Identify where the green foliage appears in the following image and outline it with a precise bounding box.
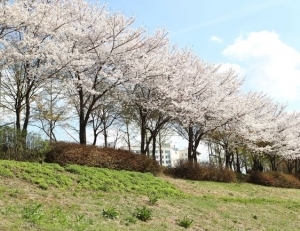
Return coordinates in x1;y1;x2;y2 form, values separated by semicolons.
0;160;72;190
177;215;193;229
134;206;152;221
102;207;118;219
45;142;161;174
0;167;13;177
0;160;184;197
148;191;159;205
165;161;237;183
22;202;44;224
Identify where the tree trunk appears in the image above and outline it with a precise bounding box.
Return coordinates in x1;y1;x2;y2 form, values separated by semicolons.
92;131;98;146
270;156;276;171
79;118;86;144
236;148;241;173
225;150;231;169
286;160;293;174
104;128;108;147
152;134;156;160
193;133;202;163
78;88;86;144
159;131;162;165
22;90;31;138
187;126;193;162
15;106;21;131
140;109;147;155
252;156;262;171
126;119;131;151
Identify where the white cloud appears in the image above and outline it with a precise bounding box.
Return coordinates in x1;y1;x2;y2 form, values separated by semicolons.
222;31;300;103
210;35;223;43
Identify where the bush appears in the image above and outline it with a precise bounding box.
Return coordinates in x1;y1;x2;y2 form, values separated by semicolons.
246;171;276;186
134;206;152;222
247;171;300;189
164;161;236;183
45;142;161;175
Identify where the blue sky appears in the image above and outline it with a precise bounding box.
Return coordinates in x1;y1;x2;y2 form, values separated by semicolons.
103;0;300;111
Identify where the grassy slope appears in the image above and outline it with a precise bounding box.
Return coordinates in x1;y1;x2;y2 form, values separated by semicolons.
0;160;300;231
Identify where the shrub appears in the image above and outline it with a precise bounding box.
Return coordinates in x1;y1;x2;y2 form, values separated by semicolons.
134;206;152;221
247;171;276;187
247;171;300;189
45;142;161;174
177;215;193;229
164;160;236;183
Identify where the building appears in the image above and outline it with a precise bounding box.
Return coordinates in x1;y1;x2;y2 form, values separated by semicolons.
177;149;201;162
178;149;188;161
127;145;190;167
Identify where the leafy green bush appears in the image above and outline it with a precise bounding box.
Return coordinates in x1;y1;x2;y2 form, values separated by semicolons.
102;207;118;219
45;142;161;174
177;215;193;229
134;206;152;221
164;161;236;183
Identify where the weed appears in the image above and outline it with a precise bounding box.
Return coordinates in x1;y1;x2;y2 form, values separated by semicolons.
8;189;24;198
73;214;90;231
51;207;70;225
0;167;13;177
148;192;159;205
124;216;137;226
102;207;118;219
22;202;44;224
134;206;152;221
75;214;85;222
177;215;193;229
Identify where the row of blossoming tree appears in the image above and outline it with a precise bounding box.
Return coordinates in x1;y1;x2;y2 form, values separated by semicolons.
1;0;300;172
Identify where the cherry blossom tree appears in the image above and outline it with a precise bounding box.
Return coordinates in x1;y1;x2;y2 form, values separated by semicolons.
65;6;146;144
119;30;176;157
0;0;92;137
167;50;244;163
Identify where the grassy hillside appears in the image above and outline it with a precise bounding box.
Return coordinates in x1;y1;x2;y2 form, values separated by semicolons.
0;160;300;230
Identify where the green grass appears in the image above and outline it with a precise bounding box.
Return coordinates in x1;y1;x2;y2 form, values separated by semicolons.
0;160;182;197
1;160;300;230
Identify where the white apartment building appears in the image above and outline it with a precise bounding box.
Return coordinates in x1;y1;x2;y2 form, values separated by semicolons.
127;145;190;167
177;149;201;162
177;149;188;161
